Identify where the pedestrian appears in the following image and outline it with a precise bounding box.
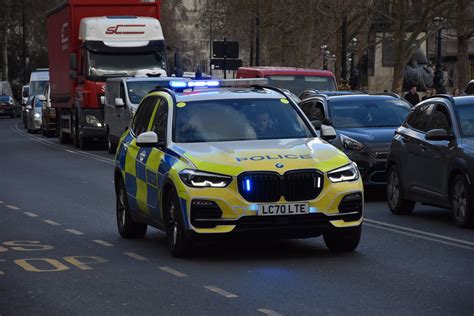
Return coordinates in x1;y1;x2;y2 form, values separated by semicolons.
404;85;420;106
422;88;436;101
452;87;461;96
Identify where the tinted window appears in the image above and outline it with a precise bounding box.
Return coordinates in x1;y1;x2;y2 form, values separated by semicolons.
300;100;325;122
455;103;474;137
132;96;157;136
427;105;451;133
407;104;434;132
267;75;336;96
151;99;168;142
174;99;313;143
328;98;411;128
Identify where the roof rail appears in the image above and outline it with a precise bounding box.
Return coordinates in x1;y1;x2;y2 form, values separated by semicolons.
373;92;401;98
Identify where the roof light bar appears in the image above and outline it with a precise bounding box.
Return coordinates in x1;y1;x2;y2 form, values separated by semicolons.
168;78;269;90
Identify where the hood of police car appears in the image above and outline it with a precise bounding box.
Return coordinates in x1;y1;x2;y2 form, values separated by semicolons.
169;138;350;176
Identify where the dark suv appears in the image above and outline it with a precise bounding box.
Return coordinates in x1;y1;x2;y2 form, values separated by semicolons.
299;92;412;186
386;95;474;227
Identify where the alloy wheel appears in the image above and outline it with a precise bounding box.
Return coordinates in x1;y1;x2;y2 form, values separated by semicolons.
388;170;400;209
453;181;467;222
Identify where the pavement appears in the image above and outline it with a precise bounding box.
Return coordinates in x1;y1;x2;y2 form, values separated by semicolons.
0;117;473;315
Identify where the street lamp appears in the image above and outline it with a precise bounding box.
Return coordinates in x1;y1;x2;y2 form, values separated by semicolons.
349;37;358;89
432;16;446;93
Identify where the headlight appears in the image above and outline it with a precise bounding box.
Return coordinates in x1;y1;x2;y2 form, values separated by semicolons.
85;115;103;127
327;162;360;183
34;113;41;119
340;134;365;151
179;169;232;188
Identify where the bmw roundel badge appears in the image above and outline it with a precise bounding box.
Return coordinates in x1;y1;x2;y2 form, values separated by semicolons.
276;163;284;168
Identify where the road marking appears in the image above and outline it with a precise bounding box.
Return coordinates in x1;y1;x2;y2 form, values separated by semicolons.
123;252;148;261
65;229;84;235
23;212;38;217
257;309;283;316
43;220;60;226
364;223;474;251
92;240;113;247
365;219;474;246
0;200;4;204
158;266;188;278
6;205;20;210
203;285;238;298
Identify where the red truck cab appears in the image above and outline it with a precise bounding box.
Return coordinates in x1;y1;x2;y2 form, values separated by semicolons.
236;67;337;97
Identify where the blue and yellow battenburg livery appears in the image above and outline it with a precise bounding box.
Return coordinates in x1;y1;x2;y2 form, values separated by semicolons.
114;79;364;256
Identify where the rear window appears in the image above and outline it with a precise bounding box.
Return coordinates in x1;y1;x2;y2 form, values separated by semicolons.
267;75;336;96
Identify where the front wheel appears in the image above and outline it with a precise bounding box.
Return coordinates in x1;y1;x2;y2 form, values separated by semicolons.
323;225;361;252
386;165;415;215
165;188;192;257
451;175;474;228
116;178;147;238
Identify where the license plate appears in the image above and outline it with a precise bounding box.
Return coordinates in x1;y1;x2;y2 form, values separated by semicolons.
258;203;309;216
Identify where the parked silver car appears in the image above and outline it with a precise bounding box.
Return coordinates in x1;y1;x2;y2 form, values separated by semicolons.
26;95;45;133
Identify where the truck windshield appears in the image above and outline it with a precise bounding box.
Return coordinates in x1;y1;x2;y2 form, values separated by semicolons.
87;51;166;81
29;81;48;97
173;98;314;143
267;75;336;96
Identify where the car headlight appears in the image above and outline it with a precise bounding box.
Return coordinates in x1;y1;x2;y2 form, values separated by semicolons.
328;162;360;183
340;134;365;151
85;115;103;127
179;169;232;188
34;113;41;119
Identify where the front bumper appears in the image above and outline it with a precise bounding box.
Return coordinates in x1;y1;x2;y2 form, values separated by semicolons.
345;152;388;186
79;126;107;140
178;175;364;236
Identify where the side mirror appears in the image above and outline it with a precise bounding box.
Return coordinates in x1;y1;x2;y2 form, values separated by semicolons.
26;105;32;111
136;131;158;147
320;124;337;141
115;98;125;107
69;53;77;70
425;129;455;141
100;96;106;105
38;95;46;102
69;70;77;80
311;120;322;130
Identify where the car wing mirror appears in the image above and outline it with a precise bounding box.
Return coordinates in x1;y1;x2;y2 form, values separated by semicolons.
320;124;337;141
100;96;106;105
26;105;32;110
136;131;158;147
115;98;125;108
425;129;455;141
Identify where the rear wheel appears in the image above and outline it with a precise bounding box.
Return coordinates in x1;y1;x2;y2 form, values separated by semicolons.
165;187;192;257
323;225;361;252
116;178;147;238
386;165;415;215
451;175;474;228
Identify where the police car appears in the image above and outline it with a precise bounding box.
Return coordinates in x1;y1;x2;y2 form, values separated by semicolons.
114;79;363;256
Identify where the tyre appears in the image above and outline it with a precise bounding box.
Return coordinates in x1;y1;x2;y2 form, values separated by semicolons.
165;187;192;257
323;225;361;252
72;115;80;148
386;165;415;215
107;131;116;154
450;174;474;228
116;178;147;238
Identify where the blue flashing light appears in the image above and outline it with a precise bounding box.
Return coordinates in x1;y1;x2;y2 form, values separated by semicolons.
169;80;220;90
245;179;252;192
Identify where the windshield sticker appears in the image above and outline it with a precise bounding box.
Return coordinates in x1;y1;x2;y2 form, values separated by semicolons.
280;98;289;104
176;102;187;108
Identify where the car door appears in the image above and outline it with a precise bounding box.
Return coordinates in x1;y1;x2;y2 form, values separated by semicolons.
400;103;435;194
419;103;455;198
125;96;158;213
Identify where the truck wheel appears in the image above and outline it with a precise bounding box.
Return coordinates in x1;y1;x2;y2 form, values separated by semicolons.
451;175;474;228
116;178;147;238
165;187;192;257
386;165;415;215
323;225;361;252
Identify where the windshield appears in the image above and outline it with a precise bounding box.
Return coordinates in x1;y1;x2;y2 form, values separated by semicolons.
174;98;314;143
455;103;474;137
267;75;336;96
328;99;411;128
87;51;167;80
128;81;175;104
29;81;47;96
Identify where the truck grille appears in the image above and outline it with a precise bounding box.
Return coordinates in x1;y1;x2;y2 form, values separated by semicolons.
238;170;324;203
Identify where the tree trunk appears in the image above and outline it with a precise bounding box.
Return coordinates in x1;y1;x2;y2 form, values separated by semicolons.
456;0;469;89
391;0;406;94
0;0;10;81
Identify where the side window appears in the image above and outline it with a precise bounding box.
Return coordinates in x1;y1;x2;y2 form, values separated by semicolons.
427;105;452;133
407;104;434;132
132;96;158;136
151;98;169;142
300;100;325;122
